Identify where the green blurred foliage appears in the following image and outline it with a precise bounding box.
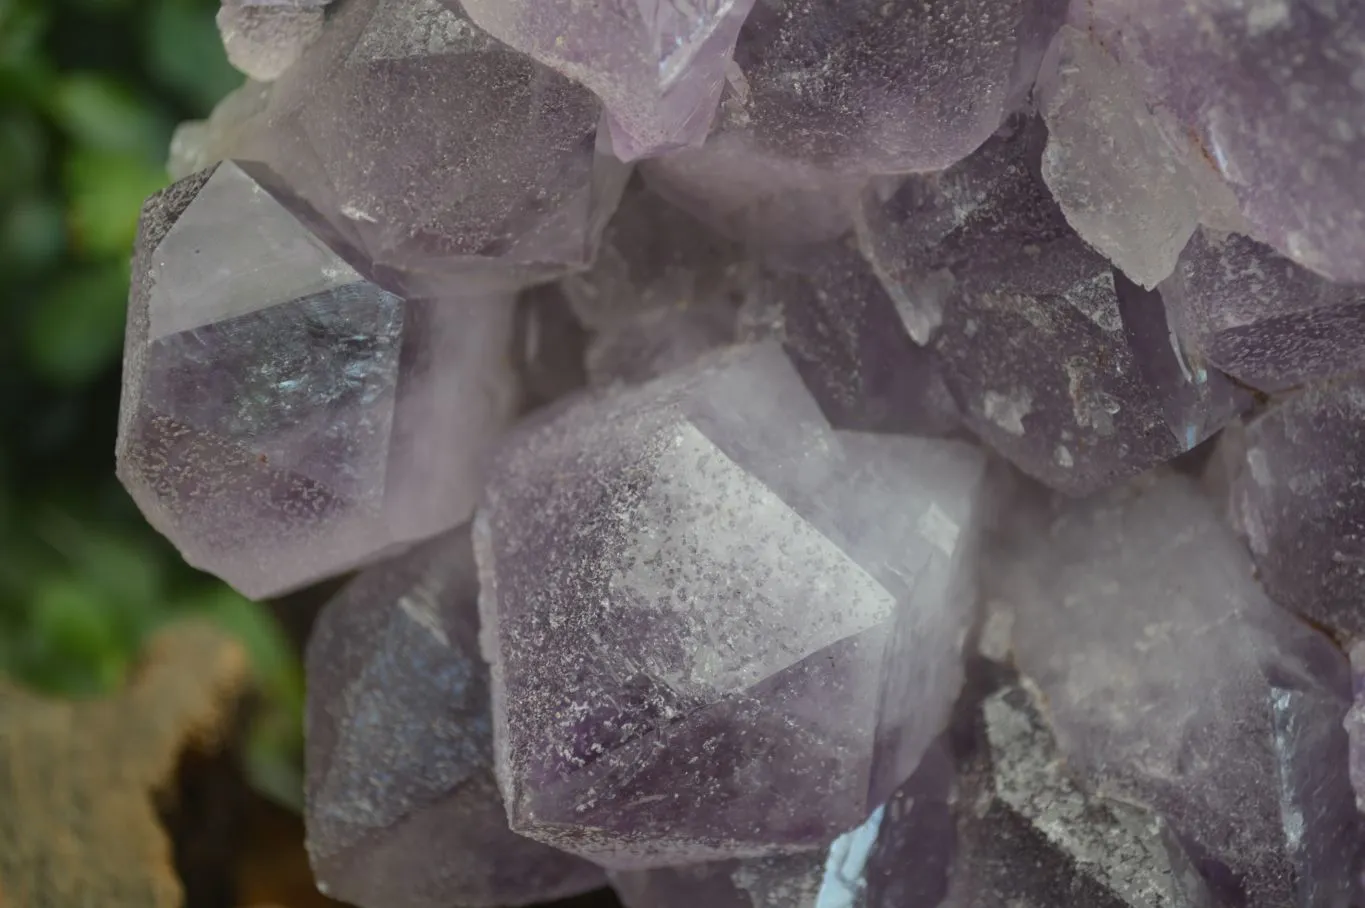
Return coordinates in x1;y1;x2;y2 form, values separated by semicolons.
0;0;304;808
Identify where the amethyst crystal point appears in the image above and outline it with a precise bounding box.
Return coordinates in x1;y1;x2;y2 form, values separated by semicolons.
217;0;330;82
860;117;1241;494
117;162;517;599
738;239;959;437
242;0;630;297
454;0;756;162
304;526;606;908
1162;229;1365;392
1230;378;1365;641
1002;474;1362;907
1079;0;1365;284
476;342;987;868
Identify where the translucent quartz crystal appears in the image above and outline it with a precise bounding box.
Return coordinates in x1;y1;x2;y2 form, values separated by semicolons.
1001;474;1362;907
476;342;987;868
234;0;630;298
168;79;271;180
739;240;959;437
860;117;1243;495
1162;229;1365;392
217;0;330;82
1076;0;1365;284
117;163;517;599
454;0;756;162
1035;25;1244;289
1231;379;1365;641
305;527;605;908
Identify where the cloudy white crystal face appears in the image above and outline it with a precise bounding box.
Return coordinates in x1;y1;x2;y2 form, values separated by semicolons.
117;162;517;599
475;342;987;868
305;527;605;908
998;474;1362;907
217;0;330;82
232;0;630;298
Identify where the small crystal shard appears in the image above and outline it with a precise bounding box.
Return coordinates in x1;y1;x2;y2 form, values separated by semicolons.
305;526;605;908
454;0;757;161
217;0;330;82
739;239;959;437
476;342;987;867
999;473;1363;907
1230;378;1365;641
1162;229;1365;392
168;79;271;181
237;0;630;296
861;117;1243;494
117;163;517;598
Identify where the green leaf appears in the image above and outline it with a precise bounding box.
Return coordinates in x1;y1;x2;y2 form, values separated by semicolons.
0;108;49;200
23;260;131;386
63;146;167;257
26;575;127;696
51;72;172;162
145;0;242;115
0;194;64;274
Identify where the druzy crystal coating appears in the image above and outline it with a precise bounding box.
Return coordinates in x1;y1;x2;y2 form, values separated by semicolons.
122;0;1365;904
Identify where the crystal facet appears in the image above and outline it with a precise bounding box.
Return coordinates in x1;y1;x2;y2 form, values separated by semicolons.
1000;474;1363;907
217;0;330;82
305;526;606;908
118;163;517;599
476;342;987;867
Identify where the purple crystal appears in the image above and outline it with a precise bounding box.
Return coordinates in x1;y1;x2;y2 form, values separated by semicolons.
738;239;959;437
304;526;605;908
476;342;987;867
1000;473;1363;907
117;163;517;599
1347;644;1365;815
1162;229;1365;392
610;853;824;908
454;0;756;161
1075;0;1365;284
1230;378;1365;641
235;0;630;297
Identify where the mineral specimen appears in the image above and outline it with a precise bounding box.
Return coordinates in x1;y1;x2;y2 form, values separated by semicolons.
1000;473;1362;907
454;0;756;162
217;0;330;82
476;342;987;867
860;116;1243;494
1231;378;1365;641
304;526;605;908
117;162;517;599
235;0;630;297
1162;229;1365;392
609;852;825;908
1348;644;1365;813
167;79;271;181
1072;0;1365;284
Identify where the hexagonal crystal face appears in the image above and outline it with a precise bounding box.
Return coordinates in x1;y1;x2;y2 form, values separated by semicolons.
118;161;516;599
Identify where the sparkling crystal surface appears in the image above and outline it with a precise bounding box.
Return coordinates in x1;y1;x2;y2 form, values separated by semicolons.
117;163;517;599
1077;0;1365;283
455;0;757;161
1001;474;1362;907
1230;378;1365;641
1162;229;1365;392
218;0;329;81
861;118;1243;494
237;0;630;297
305;526;606;908
476;342;987;867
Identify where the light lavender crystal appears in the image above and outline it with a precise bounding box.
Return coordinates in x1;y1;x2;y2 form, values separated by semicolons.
454;0;756;161
218;0;330;82
1074;0;1365;284
235;0;630;297
861;117;1243;494
475;342;987;868
1230;378;1365;641
304;526;606;908
1162;229;1365;392
1000;473;1362;907
117;163;517;599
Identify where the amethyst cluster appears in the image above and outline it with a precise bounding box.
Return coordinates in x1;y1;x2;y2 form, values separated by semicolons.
117;0;1365;905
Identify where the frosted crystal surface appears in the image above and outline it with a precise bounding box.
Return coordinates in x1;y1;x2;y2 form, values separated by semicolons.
118;163;517;599
1001;474;1362;907
305;527;606;908
168;79;271;180
1162;229;1365;392
218;0;330;81
476;342;987;868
